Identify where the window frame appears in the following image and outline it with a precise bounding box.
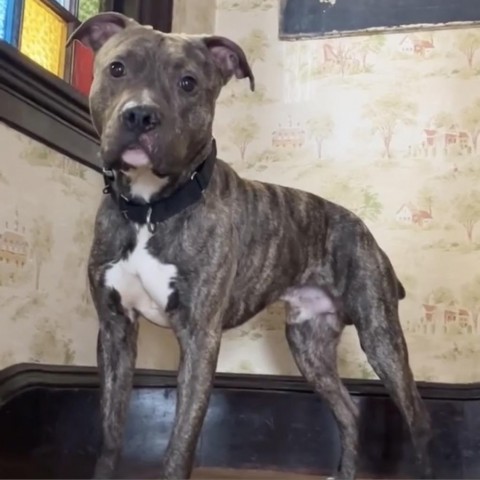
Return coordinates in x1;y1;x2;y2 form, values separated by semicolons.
0;0;173;171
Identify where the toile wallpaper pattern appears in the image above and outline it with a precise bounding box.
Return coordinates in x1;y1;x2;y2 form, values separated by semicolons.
211;0;480;383
0;123;181;371
1;0;480;382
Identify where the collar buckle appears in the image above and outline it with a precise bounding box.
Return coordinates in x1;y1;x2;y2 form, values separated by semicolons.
146;207;157;233
191;170;205;194
102;168;115;195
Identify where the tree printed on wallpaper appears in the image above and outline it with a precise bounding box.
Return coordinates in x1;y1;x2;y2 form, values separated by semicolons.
461;100;480;153
427;286;455;305
453;191;480;243
218;84;273;107
365;93;417;158
319;177;384;223
21;143;86;179
356;35;386;71
357;189;383;222
431;111;455;131
30;217;53;291
240;29;269;67
461;276;480;327
307;114;334;161
229;114;260;161
455;31;480;69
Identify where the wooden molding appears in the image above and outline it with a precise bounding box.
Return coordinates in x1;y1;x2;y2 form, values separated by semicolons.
0;363;478;479
0;42;101;171
1;362;479;402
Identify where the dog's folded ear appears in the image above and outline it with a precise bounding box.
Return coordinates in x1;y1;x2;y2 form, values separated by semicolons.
66;12;136;53
203;36;255;92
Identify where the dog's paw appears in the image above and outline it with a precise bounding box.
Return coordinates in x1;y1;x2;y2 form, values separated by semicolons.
92;456;115;479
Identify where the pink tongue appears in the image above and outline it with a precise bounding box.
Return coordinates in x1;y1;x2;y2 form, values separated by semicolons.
122;149;150;167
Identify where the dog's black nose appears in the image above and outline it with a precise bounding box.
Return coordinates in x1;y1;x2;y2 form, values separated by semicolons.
122;105;160;133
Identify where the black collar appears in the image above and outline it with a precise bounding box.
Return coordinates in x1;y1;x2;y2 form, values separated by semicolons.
102;140;217;232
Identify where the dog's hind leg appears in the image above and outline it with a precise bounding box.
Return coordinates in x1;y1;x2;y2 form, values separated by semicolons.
284;287;359;480
345;274;433;478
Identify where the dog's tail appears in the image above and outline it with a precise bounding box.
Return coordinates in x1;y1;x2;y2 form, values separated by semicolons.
397;279;406;300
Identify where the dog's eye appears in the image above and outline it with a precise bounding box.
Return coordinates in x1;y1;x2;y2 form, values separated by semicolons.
179;76;197;93
109;61;125;78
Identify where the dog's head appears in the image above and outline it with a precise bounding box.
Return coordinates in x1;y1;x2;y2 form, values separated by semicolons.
68;12;254;177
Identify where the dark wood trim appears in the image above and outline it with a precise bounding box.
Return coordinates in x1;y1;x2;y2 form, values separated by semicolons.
0;41;101;171
111;0;174;31
1;362;480;404
138;0;174;32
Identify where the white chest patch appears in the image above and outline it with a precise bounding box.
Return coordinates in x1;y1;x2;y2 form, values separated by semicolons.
104;227;177;328
122;167;169;202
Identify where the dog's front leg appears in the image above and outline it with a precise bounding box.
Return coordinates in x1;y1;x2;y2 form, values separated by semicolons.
93;290;139;479
160;309;224;479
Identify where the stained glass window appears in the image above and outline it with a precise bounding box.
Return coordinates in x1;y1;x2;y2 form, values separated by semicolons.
20;0;68;77
79;0;100;22
0;0;100;95
0;0;11;42
0;0;21;46
71;39;94;96
54;0;73;12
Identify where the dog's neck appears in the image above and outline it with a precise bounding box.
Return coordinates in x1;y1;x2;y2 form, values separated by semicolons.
115;167;168;204
102;139;217;229
111;140;214;204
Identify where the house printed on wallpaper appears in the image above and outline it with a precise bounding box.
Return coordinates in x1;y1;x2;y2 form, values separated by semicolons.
418;303;478;336
0;224;29;286
0;212;28;270
0;231;28;268
398;35;435;56
395;203;433;227
272;118;306;148
423;126;471;156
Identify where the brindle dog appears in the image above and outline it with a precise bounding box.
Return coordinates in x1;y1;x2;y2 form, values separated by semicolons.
68;12;433;480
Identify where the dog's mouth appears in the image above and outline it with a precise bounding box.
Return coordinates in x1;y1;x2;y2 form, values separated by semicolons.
119;145;170;179
121;145;151;168
120;133;158;169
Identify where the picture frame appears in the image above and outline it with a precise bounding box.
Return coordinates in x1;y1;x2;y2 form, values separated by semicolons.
279;0;480;40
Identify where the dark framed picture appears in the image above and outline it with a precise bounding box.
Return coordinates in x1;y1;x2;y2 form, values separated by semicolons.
279;0;480;39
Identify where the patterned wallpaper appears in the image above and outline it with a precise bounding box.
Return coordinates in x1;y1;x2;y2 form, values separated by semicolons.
0;123;180;371
171;0;215;34
1;0;480;383
211;0;480;382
